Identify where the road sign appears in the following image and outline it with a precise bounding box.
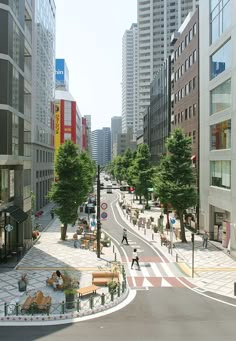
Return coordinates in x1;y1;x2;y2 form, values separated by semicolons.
100;202;108;210
101;212;108;220
5;224;13;232
170;218;176;225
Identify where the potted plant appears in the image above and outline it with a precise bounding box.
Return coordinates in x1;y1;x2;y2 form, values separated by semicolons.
107;280;119;293
18;273;28;292
153;225;158;233
63;273;79;310
150;216;154;222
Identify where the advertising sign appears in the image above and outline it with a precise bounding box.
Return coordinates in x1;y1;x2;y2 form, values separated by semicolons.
55;103;61;157
55;59;65;85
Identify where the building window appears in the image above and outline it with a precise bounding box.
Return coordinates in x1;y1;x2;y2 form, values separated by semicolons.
210;160;231;189
210;78;231;115
185;34;188;47
210;39;231;79
189;29;193;41
210;120;231;150
210;0;231;44
64;101;72;125
189;80;192;92
185;59;189;71
181;111;184;122
193;130;196;143
181;41;185;52
189;106;192;119
193;23;197;36
193;49;197;63
181;64;184;76
64;133;71;140
193;76;197;89
185;83;189;96
181;88;184;98
189;54;193;67
193;103;197;116
185;108;188;120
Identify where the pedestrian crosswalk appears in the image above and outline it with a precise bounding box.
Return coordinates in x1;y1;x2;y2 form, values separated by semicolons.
125;262;195;289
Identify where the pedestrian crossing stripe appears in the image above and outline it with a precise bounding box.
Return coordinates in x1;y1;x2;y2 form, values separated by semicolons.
127;276;192;288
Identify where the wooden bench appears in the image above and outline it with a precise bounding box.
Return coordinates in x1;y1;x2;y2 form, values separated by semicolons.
92;272;120;286
89;241;104;253
160;234;175;248
21;291;52;313
76;285;99;298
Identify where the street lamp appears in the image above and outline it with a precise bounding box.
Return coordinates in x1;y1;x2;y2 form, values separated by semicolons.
4;212;10;262
96;165;101;258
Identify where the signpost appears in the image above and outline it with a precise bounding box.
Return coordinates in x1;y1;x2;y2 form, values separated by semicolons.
170;218;176;255
100;202;108;210
101;212;108;220
5;224;13;232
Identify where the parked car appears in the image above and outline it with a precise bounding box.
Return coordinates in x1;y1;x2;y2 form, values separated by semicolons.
85;203;95;214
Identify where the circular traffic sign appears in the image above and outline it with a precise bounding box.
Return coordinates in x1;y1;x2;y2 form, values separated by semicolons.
101;211;108;220
170;218;176;225
100;202;108;210
5;224;13;232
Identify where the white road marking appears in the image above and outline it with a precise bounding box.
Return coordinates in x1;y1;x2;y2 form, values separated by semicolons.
150;263;163;277
159;262;174;277
161;278;172;287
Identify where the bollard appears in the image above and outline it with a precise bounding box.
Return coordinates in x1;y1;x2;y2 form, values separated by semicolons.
234;282;236;296
90;296;94;309
16;303;19;316
4;302;7;316
110;291;114;302
152;233;154;240
144;229;146;235
122;281;125;293
101;293;105;305
117;285;120;297
46;303;50;316
61;301;65;314
77;299;80;311
176;254;178;262
114;252;117;261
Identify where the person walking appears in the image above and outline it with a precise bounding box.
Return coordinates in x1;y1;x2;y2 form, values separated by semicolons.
131;248;140;270
121;228;129;245
50;209;54;219
202;231;209;249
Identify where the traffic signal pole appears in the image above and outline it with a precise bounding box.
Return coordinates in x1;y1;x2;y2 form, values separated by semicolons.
96;165;101;258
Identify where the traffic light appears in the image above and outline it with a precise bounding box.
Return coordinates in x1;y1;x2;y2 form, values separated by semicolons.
119;186;135;192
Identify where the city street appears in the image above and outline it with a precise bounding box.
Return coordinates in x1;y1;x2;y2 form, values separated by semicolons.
1;288;236;341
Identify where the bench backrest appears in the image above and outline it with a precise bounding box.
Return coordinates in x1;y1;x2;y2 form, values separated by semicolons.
92;272;119;278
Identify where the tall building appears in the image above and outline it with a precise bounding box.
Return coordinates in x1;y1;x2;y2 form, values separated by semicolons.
0;0;32;261
137;0;199;130
113;128;137;158
122;23;138;134
199;0;235;256
111;116;122;159
84;115;92;156
91;128;111;166
31;0;56;211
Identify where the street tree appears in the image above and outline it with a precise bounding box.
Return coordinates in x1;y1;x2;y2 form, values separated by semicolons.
154;129;197;242
49;140;94;240
129;144;154;206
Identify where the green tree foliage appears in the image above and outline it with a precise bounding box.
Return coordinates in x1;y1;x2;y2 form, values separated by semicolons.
154;129;197;242
49;140;94;240
129;144;154;205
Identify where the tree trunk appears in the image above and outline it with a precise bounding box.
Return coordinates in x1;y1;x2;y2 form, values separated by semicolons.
61;223;68;240
139;196;142;204
179;210;187;243
166;210;170;230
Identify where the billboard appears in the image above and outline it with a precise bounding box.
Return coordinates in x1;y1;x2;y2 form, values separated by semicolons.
55;103;61;157
55;59;69;90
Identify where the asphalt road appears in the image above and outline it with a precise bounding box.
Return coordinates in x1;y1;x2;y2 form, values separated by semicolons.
1;288;236;341
1;187;236;340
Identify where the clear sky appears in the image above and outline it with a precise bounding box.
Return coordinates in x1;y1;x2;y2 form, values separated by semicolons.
55;0;137;131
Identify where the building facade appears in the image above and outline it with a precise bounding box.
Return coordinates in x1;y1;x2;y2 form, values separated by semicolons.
0;0;32;262
172;10;199;167
122;23;138;135
91;128;111;166
137;0;199;131
31;0;55;211
55;91;82;157
199;0;235;256
144;56;172;164
84;115;92;156
111;116;122;159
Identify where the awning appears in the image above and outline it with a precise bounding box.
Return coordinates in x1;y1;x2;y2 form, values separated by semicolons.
191;155;196;160
5;206;28;223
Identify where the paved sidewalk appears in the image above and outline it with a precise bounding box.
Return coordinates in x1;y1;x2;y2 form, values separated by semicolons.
0;208;123;322
120;192;236;299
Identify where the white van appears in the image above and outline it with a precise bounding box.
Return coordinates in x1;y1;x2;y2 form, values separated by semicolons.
107;184;112;193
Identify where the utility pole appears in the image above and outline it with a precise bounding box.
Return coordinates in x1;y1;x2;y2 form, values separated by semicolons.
96;165;101;258
191;233;194;278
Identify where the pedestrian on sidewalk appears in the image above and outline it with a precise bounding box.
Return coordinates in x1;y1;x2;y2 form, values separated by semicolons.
202;231;209;248
121;228;129;245
131;248;140;270
50;208;54;219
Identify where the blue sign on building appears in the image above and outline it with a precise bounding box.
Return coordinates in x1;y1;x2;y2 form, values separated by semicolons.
55;59;65;85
